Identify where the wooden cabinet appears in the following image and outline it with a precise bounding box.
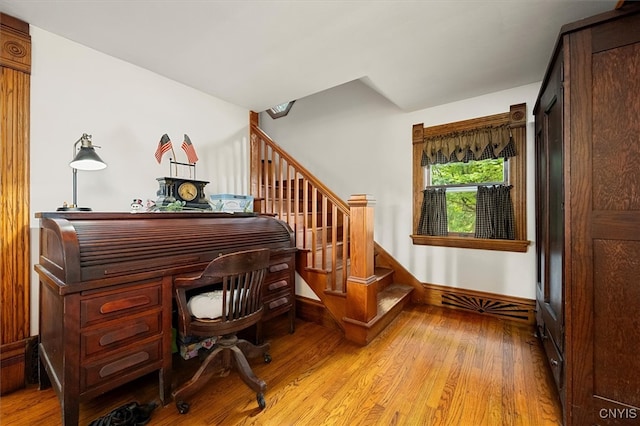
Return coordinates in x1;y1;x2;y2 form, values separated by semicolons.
36;212;296;425
534;5;640;425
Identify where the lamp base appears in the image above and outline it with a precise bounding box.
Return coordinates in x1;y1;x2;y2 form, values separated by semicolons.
57;206;92;212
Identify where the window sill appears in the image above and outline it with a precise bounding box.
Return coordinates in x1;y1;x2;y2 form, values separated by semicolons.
410;234;530;252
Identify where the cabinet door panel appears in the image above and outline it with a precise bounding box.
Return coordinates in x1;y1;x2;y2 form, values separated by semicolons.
593;240;640;408
570;12;640;424
546;88;564;352
536;49;565;357
586;31;640;417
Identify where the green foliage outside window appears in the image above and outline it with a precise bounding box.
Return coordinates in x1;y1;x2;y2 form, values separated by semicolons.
429;159;506;234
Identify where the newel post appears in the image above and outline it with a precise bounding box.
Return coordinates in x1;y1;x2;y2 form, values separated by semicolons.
249;111;260;197
345;194;378;323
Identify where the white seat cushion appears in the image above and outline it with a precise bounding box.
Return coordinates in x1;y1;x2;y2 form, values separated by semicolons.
187;289;245;319
187;290;225;319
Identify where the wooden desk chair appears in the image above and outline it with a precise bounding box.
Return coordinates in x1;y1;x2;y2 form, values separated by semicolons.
172;248;272;413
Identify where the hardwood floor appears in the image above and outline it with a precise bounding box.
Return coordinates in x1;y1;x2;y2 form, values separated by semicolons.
0;304;562;425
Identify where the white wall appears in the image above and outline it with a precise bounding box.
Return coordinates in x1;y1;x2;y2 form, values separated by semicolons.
260;79;540;301
29;27;250;334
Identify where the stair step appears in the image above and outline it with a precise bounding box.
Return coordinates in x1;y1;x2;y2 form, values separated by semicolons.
377;283;413;315
375;266;394;290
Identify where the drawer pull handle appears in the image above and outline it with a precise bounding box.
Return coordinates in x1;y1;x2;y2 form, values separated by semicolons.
550;358;559;367
268;280;288;291
99;351;150;378
99;323;151;346
100;295;151;314
268;297;289;309
269;263;289;273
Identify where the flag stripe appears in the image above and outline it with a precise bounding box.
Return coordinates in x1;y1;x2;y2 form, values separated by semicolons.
155;134;173;163
181;134;198;163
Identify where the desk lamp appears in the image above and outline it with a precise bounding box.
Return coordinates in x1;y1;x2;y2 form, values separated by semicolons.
57;133;107;211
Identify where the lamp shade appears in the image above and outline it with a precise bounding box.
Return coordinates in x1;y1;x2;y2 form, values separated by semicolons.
69;147;107;170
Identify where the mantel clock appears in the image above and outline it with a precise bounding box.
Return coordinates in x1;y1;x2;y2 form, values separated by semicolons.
156;177;211;210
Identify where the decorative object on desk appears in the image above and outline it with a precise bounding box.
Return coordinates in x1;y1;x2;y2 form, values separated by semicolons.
145;199;156;211
177;180;197;201
130;198;143;213
163;200;185;211
57;133;107;211
154;133;173;164
156;177;211;210
181;134;198;164
154;133;210;209
210;194;254;213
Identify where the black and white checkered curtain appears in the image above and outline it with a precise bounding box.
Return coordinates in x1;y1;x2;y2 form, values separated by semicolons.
418;188;448;236
474;185;515;239
421;124;516;166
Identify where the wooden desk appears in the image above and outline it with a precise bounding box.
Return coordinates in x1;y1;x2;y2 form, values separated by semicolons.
35;212;296;426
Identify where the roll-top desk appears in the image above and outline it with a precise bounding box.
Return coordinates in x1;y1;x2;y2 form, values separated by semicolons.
35;212;296;426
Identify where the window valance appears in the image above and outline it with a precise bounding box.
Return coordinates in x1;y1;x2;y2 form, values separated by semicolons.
421;124;515;166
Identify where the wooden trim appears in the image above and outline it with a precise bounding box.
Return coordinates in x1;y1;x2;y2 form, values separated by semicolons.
413;103;526;143
298;284;535;327
419;283;536;326
0;340;27;395
412;103;528;250
1;13;31;395
0;13;31;73
411;235;530;252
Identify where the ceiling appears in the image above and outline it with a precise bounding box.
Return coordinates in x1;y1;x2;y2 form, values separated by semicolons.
0;1;619;113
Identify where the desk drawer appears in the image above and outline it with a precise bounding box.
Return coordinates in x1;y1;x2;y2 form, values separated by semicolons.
81;281;162;327
263;278;290;298
81;311;162;358
263;294;292;317
81;338;162;391
268;257;292;274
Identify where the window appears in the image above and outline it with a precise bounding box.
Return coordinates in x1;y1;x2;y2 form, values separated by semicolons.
411;103;529;252
266;101;295;119
429;158;507;234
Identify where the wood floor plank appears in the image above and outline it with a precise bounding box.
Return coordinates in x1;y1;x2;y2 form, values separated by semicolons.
0;304;562;425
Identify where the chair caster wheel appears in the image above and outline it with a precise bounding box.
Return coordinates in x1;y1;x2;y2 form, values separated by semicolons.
176;401;190;414
264;353;272;363
257;392;266;409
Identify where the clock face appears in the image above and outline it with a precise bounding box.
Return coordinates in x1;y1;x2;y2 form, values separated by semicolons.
177;182;198;201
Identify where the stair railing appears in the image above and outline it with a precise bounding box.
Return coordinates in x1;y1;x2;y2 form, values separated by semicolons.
250;116;350;294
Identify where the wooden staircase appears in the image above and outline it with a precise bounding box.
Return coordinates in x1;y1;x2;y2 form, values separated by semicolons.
249;112;414;345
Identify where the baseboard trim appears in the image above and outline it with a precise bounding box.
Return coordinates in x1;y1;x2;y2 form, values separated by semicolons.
1;340;26;395
296;285;536;328
419;283;536;325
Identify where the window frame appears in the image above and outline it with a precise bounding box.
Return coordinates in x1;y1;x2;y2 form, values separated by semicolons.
411;103;530;252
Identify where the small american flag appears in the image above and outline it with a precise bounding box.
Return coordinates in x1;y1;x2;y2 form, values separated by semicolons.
181;134;199;164
155;134;172;163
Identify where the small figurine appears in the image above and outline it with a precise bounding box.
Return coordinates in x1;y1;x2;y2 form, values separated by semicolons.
146;199;157;212
130;198;143;213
